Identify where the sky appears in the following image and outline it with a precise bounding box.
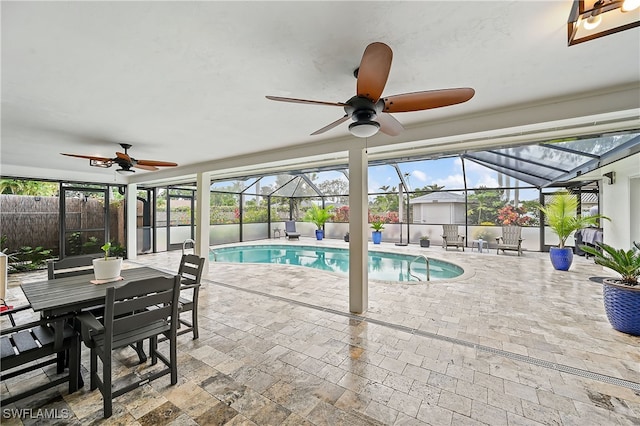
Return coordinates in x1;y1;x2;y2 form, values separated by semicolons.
212;156;540;203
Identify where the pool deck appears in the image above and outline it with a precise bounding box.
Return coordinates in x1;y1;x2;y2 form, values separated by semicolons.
2;238;639;425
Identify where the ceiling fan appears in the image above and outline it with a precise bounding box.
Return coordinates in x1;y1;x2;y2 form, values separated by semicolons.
266;42;475;138
61;143;178;174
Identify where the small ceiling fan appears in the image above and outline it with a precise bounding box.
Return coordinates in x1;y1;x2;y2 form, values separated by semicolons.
61;143;178;174
266;42;475;138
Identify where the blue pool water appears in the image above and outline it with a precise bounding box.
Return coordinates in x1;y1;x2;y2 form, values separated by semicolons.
210;244;463;282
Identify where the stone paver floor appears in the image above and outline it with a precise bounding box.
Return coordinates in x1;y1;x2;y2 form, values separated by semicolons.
1;238;639;425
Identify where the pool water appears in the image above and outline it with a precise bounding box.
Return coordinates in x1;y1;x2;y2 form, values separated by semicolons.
210;244;463;282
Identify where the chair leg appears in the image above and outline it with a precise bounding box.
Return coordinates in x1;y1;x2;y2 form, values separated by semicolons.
133;341;147;364
103;355;112;418
56;352;65;374
150;336;158;365
68;335;81;393
191;307;199;340
170;332;177;385
90;348;98;391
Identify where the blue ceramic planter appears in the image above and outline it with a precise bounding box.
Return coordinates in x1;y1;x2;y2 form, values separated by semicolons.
372;231;382;244
315;229;324;240
549;247;573;271
603;279;640;336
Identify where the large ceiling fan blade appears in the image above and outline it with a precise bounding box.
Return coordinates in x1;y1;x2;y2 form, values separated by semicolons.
135;159;178;167
311;115;350;135
266;96;347;107
382;88;475;113
377;113;404;136
61;153;113;162
133;164;159;171
356;42;393;102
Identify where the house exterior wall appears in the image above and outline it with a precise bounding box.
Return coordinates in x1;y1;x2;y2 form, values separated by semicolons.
601;153;640;249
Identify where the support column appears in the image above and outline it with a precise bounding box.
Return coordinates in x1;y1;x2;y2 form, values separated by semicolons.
349;146;368;314
126;183;137;261
196;172;211;274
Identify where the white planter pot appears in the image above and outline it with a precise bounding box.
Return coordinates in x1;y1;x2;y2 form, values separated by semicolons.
92;257;122;281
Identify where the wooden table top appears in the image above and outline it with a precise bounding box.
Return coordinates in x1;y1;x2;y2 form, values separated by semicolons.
21;266;174;317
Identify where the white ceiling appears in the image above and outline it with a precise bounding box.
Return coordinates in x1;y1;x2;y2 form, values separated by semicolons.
2;1;639;186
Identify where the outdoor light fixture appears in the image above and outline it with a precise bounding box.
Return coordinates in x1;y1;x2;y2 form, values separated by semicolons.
349;120;380;138
568;0;640;46
116;168;135;175
90;159;112;168
349;108;380;138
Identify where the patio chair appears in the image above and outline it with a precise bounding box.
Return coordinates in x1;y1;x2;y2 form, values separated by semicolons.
1;306;81;405
496;225;523;256
50;253;146;362
441;224;465;251
47;254;100;280
176;254;205;339
284;220;301;240
76;275;180;418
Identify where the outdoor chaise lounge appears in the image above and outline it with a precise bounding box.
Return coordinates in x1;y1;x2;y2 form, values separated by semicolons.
442;224;465;251
496;225;523;256
285;221;301;240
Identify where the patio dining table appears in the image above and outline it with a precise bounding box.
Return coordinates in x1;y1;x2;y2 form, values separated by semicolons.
20;266;174;362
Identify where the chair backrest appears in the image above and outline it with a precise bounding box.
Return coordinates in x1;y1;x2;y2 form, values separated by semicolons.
501;226;522;244
48;255;100;280
178;254;205;285
442;224;461;239
103;276;180;347
285;221;297;233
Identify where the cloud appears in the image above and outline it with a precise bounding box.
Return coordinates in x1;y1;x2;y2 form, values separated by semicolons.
434;174;465;189
472;175;500;188
411;170;428;183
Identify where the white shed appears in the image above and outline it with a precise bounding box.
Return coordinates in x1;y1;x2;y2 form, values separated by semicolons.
410;192;466;224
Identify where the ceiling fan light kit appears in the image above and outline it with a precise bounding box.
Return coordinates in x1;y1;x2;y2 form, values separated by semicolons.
90;159;111;168
266;42;475;138
349;121;380;138
567;0;640;46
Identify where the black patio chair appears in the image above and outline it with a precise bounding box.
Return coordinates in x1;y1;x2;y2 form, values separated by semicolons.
1;306;81;405
47;255;100;280
76;275;180;418
176;254;205;340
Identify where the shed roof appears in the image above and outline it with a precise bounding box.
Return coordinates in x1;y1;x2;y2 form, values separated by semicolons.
409;192;466;204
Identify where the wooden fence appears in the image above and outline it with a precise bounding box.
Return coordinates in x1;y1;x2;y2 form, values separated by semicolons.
0;194;125;255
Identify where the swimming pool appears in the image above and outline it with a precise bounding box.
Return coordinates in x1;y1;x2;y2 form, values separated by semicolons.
210;244;463;282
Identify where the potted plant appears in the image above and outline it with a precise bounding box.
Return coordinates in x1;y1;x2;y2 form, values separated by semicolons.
371;220;385;244
304;205;334;240
537;191;609;270
581;242;640;335
92;242;123;281
420;236;430;248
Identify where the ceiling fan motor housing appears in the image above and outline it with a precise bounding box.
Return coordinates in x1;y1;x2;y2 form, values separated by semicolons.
345;96;382;123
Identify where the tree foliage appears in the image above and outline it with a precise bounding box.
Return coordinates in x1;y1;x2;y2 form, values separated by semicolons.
0;179;58;196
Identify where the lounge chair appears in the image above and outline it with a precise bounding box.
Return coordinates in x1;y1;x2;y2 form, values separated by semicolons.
285;221;300;240
496;225;523;256
442;224;465;251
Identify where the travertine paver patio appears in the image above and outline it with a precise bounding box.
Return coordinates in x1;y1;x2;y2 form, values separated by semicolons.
1;238;639;425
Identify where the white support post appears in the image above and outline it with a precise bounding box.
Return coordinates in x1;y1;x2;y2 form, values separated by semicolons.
126;183;137;260
349;146;368;314
196;172;211;274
